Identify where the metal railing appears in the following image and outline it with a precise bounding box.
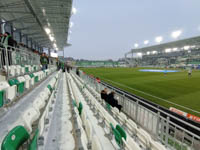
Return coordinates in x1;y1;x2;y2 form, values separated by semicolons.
79;70;200;150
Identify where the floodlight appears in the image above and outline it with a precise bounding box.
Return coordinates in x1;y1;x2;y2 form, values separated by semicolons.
171;30;182;39
53;43;57;48
144;40;149;45
45;27;51;34
137;52;142;56
49;35;54;41
165;48;171;53
184;46;190;50
173;48;178;51
155;36;163;43
147;51;150;55
134;43;139;48
70;22;74;28
152;51;157;54
72;7;77;15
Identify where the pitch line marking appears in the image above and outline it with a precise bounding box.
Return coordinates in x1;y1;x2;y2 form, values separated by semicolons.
101;77;200;115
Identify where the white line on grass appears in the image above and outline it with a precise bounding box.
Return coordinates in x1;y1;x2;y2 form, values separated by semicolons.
101;77;200;115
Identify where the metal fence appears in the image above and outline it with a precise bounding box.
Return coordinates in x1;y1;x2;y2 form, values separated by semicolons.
79;70;200;150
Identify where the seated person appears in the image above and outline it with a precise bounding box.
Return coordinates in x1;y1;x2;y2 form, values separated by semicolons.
107;91;122;111
101;88;108;102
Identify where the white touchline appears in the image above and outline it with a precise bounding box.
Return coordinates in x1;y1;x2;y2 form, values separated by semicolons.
101;77;200;115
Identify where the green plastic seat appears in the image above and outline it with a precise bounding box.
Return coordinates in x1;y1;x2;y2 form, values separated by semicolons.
17;82;25;94
116;125;127;141
25;67;29;73
106;103;111;112
33;66;37;72
47;85;53;92
28;129;39;150
78;102;83;115
1;126;30;150
29;74;34;78
0;90;5;107
113;128;122;146
34;76;39;83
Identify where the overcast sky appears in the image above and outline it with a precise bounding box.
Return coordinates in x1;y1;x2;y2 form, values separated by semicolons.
60;0;200;60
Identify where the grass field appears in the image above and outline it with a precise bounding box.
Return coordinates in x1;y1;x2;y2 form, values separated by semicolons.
81;67;200;116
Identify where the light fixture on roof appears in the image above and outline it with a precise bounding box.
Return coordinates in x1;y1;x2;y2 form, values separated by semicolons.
144;40;149;45
42;8;46;16
147;51;150;55
171;30;182;39
155;36;163;43
165;48;171;53
72;7;77;15
45;27;51;34
49;35;54;41
184;45;190;50
137;52;142;57
53;43;57;48
152;51;157;54
173;47;178;51
70;22;74;28
47;22;51;27
134;43;139;48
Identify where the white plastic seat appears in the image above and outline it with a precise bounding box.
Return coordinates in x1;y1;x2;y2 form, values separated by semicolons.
118;112;127;125
24;75;31;89
44;87;51;97
85;119;93;141
111;107;119;118
150;141;167;150
22;107;39;133
4;66;15;77
126;119;138;136
16;65;22;75
81;111;87;127
92;135;102;150
33;97;45;110
39;91;48;101
122;137;141;150
17;76;25;83
137;128;152;148
0;81;17;101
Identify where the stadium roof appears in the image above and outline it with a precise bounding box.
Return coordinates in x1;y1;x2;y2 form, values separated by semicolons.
126;35;200;55
0;0;72;51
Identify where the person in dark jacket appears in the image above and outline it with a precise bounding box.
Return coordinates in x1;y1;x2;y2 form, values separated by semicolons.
107;91;122;111
101;88;108;102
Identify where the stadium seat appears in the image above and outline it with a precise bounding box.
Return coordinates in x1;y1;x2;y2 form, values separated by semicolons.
22;107;40;132
137;128;152;148
33;97;45;110
78;102;83;115
24;75;32;89
17;76;26;93
0;81;17;102
91;135;102;150
126;119;138;137
122;137;141;150
4;66;16;77
0;90;5;107
85;119;93;142
39;91;48;101
117;112;127;125
1;126;30;150
16;65;22;75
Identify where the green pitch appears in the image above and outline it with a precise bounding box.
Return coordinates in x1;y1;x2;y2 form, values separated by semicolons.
81;67;200;116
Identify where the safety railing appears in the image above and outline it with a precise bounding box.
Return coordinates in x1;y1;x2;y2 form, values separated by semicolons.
79;70;200;150
0;42;40;78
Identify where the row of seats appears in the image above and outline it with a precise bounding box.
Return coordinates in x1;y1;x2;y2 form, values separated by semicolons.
4;65;41;77
67;73;103;150
71;72;167;150
70;73;136;150
0;67;57;108
1;71;60;150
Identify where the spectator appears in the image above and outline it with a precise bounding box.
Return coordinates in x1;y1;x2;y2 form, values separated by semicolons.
101;88;108;102
107;91;122;111
40;53;49;70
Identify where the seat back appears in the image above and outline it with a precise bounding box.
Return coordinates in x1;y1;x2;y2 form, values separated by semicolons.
23;107;39;132
92;135;102;150
116;125;127;141
85;119;93;141
1;126;30;150
28;129;39;150
78;102;83;115
0;90;5;107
